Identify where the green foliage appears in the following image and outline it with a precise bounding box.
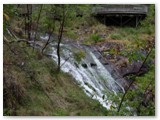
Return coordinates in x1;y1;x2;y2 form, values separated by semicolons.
3;4;17;17
65;29;78;39
73;49;86;63
85;16;99;26
3;5;16;31
121;27;138;35
3;109;13;116
90;34;102;43
102;64;155;116
37;5;55;31
110;33;122;40
109;49;117;55
82;39;93;45
127;50;144;62
52;109;69;116
140;5;155;35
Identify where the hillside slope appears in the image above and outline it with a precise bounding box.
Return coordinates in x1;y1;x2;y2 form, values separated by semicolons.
3;40;108;116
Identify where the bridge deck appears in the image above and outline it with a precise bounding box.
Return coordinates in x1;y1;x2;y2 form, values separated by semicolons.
92;5;149;27
92;5;149;15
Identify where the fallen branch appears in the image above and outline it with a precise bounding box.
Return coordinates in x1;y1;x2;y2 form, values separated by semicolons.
4;35;31;57
5;29;31;45
10;39;31;44
6;28;18;40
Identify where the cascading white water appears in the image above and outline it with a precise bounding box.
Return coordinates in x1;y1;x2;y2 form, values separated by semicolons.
49;43;124;109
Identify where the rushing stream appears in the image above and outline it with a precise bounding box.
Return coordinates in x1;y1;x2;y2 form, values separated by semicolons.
47;42;125;109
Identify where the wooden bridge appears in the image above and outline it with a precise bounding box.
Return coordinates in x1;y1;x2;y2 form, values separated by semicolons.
92;5;149;27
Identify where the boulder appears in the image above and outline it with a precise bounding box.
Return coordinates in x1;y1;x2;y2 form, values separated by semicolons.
82;63;87;68
90;63;97;67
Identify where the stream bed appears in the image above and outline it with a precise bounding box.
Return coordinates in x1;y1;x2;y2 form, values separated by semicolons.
47;42;125;109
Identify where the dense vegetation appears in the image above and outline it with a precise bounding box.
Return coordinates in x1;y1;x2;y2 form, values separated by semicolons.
3;4;155;116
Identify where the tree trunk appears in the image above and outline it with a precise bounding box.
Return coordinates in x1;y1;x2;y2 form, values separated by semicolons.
56;5;66;73
30;5;32;38
34;5;43;40
27;4;32;40
33;5;43;51
24;15;26;35
41;27;54;54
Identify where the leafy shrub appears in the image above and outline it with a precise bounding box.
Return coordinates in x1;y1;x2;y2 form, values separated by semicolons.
110;33;122;40
82;39;92;45
90;34;101;43
85;16;99;26
53;108;69;116
74;50;86;63
140;5;155;35
65;30;78;39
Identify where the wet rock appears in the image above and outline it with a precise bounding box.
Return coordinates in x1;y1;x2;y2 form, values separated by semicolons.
82;63;87;68
103;62;109;65
90;63;97;67
115;60;148;77
84;29;89;33
114;58;129;68
102;95;105;100
21;62;24;66
74;62;79;68
115;55;124;61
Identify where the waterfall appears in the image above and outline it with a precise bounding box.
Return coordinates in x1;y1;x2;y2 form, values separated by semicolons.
49;43;124;110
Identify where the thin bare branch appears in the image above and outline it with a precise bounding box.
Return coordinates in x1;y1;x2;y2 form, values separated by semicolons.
117;44;154;112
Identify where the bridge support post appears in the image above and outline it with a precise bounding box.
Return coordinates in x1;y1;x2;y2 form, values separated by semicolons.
136;16;138;27
104;16;106;25
120;15;123;27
